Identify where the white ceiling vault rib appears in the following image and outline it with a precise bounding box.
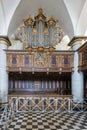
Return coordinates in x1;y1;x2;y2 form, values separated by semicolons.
76;0;87;35
62;0;74;38
0;0;6;35
0;0;6;27
6;0;21;35
0;0;86;38
0;0;21;35
64;0;86;35
7;0;74;39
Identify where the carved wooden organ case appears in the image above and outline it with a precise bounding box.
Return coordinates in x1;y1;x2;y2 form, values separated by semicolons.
6;50;74;95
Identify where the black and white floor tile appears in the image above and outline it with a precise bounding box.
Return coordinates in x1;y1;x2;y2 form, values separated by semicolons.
0;111;87;130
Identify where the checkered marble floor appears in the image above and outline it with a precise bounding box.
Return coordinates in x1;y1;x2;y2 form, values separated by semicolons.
0;111;87;130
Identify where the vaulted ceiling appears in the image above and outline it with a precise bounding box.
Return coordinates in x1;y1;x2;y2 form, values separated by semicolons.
0;0;87;39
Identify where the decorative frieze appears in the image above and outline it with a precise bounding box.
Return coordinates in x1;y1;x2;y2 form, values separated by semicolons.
6;50;74;73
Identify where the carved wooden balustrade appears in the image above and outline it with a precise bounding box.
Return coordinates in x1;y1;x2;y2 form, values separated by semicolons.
6;50;74;73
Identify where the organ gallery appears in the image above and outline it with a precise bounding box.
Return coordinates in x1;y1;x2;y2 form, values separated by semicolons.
0;8;87;104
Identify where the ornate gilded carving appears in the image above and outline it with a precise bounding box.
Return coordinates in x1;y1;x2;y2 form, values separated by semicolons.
24;16;34;26
33;52;48;68
47;17;56;27
34;8;46;22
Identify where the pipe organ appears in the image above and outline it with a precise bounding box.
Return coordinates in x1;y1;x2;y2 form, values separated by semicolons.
6;9;74;96
18;8;64;52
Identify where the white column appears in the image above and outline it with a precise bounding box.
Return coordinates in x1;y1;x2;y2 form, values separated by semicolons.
71;41;84;101
0;38;11;102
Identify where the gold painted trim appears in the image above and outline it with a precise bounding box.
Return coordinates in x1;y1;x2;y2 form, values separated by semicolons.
70;39;83;47
24;16;34;26
0;37;11;46
47;17;56;27
68;36;87;47
34;8;46;22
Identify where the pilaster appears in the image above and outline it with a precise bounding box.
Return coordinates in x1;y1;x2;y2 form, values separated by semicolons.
69;37;84;101
0;36;11;102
